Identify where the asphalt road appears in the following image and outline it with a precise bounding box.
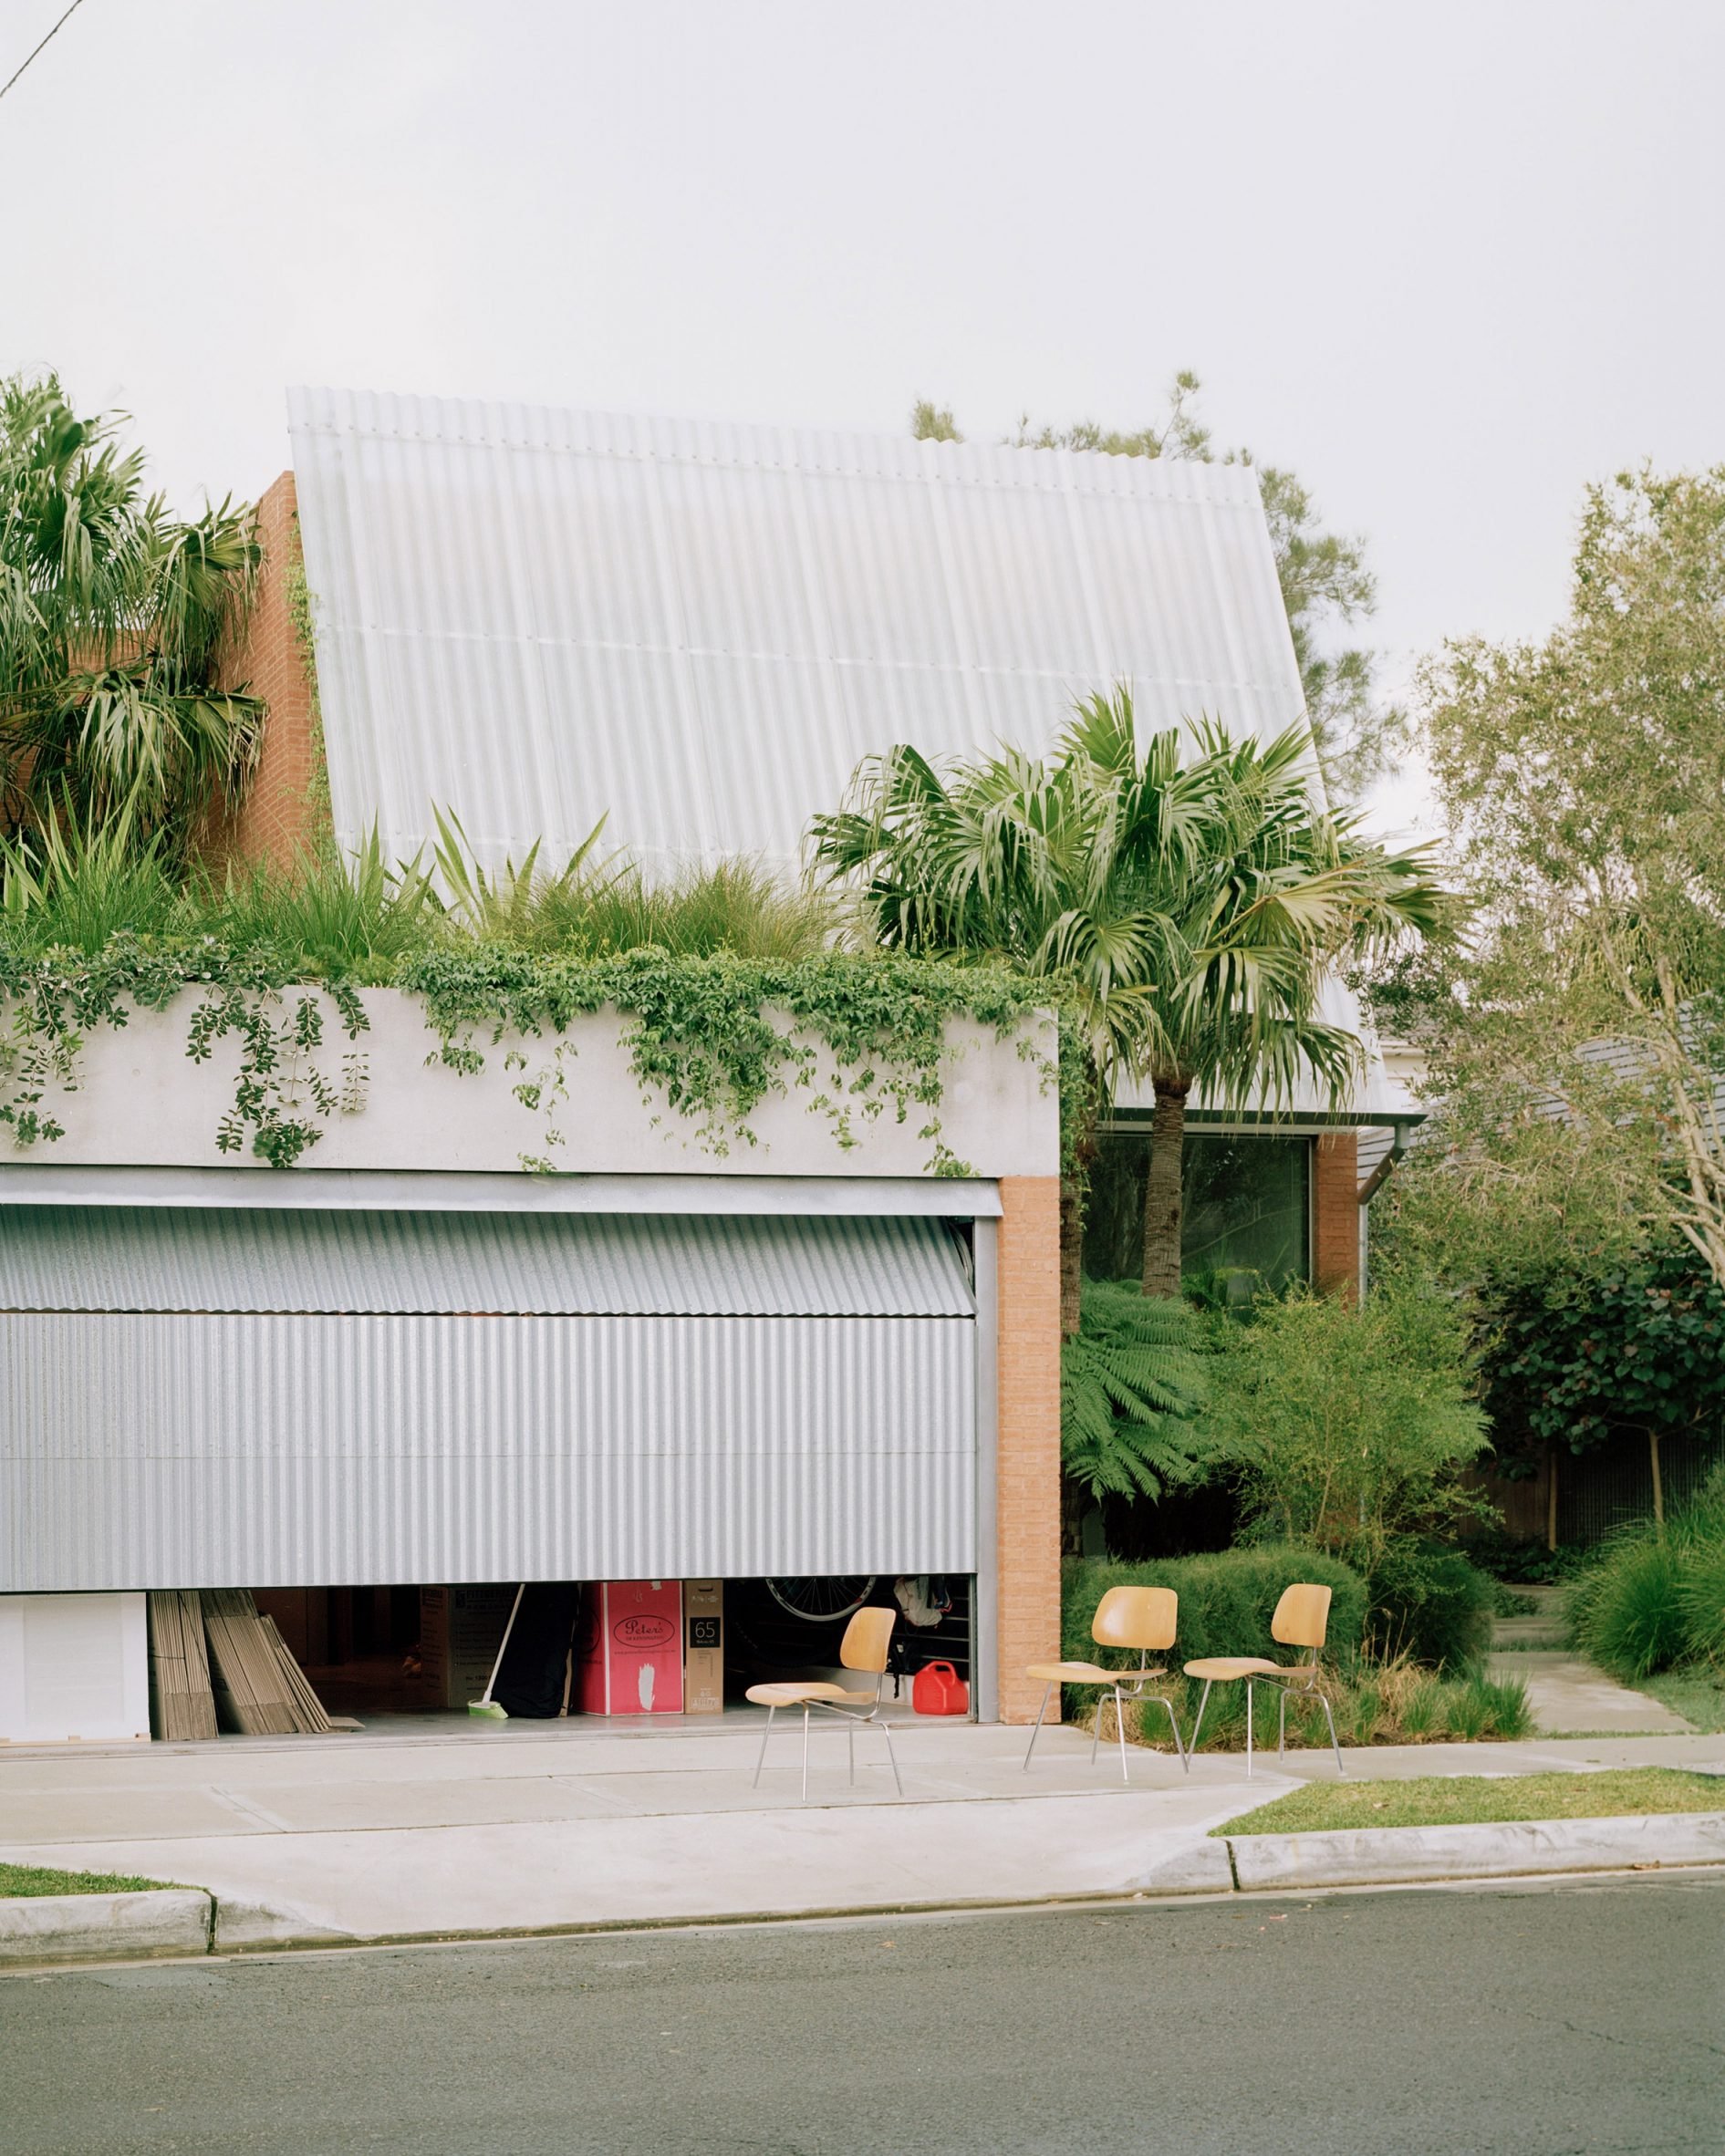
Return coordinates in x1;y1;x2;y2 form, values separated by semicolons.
2;1877;1722;2156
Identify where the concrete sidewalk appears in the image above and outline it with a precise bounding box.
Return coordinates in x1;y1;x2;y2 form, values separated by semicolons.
3;1715;1722;1944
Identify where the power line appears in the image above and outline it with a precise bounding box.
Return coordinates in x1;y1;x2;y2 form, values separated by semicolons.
0;0;87;106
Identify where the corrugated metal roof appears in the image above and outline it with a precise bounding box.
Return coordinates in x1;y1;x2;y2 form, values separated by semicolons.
0;1208;974;1318
2;1311;975;1589
288;386;1310;870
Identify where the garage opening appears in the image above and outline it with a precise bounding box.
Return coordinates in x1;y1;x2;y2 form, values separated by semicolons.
1;1204;984;1737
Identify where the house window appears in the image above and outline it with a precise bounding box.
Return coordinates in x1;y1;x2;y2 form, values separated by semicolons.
1081;1129;1312;1295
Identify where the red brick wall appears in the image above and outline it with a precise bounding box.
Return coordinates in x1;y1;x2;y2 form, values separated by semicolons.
995;1176;1063;1723
217;472;325;874
1312;1132;1361;1300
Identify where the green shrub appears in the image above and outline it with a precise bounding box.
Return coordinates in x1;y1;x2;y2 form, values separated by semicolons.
1677;1539;1725;1666
1197;1276;1490;1581
1570;1535;1693;1679
1368;1543;1497;1671
1568;1467;1725;1679
1062;1546;1367;1673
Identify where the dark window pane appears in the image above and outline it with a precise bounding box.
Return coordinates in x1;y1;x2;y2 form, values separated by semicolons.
1181;1134;1310;1293
1081;1129;1311;1293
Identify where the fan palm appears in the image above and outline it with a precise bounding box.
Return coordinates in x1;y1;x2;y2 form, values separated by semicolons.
0;374;263;855
812;687;1448;1325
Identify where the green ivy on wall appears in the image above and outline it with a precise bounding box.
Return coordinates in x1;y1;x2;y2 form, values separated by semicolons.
0;934;1063;1176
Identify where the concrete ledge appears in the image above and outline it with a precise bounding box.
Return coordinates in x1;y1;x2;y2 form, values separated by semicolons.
211;1898;352;1953
1228;1809;1725;1891
1128;1837;1236;1897
0;1890;213;1965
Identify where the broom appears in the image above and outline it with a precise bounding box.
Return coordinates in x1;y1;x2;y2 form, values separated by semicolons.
468;1584;525;1719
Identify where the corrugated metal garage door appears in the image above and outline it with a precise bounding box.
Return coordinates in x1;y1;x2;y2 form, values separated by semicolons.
0;1208;976;1591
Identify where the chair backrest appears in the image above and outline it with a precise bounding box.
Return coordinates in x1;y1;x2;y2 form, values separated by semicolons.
839;1605;896;1674
1091;1586;1178;1653
1271;1582;1332;1652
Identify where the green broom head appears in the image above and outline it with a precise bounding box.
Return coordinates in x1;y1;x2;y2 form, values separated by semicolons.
468;1699;509;1719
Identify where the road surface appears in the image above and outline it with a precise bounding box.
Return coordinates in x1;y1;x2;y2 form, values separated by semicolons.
2;1875;1721;2153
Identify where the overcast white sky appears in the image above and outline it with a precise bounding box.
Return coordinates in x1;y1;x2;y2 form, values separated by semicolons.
5;1;1721;832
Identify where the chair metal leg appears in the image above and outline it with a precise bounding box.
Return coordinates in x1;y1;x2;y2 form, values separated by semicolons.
800;1708;811;1802
1246;1680;1254;1778
1090;1693;1103;1765
1023;1681;1055;1771
880;1717;903;1796
1320;1693;1345;1777
1278;1686;1290;1760
1158;1694;1189;1772
1114;1686;1129;1782
1189;1679;1213;1757
847;1720;856;1786
753;1705;776;1788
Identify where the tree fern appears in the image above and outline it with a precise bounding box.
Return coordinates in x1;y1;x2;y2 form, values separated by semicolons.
1060;1280;1211;1502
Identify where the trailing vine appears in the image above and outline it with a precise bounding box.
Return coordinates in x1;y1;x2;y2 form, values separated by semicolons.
0;934;1061;1175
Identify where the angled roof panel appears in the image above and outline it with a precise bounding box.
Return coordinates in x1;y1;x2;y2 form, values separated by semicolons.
287;387;1311;870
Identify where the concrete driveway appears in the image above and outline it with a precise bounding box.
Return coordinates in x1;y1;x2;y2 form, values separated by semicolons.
2;1713;1720;1943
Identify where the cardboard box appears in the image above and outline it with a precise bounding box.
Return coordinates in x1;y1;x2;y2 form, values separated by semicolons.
682;1580;724;1715
419;1585;517;1710
577;1581;683;1715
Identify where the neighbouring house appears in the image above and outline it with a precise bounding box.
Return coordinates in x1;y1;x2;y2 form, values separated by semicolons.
0;390;1414;1740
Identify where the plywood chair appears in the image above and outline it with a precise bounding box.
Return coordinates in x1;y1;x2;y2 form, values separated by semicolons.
746;1605;903;1801
1023;1585;1188;1782
1183;1581;1345;1778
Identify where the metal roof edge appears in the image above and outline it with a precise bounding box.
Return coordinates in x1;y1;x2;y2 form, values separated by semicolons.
0;1165;1003;1218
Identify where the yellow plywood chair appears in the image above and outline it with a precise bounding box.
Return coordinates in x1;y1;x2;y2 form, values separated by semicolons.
1183;1581;1345;1778
1023;1585;1188;1782
747;1605;903;1802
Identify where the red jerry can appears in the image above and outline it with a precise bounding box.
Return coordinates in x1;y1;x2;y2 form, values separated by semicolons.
911;1660;970;1715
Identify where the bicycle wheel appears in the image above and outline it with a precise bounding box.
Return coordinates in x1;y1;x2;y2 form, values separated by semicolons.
764;1576;877;1623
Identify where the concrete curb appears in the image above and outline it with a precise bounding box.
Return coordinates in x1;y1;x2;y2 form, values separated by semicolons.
0;1890;213;1965
1224;1809;1725;1891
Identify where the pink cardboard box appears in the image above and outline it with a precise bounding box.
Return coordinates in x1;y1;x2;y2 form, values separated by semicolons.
577;1581;684;1715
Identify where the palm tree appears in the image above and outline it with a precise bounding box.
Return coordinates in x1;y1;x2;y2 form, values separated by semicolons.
0;373;263;855
811;688;1447;1328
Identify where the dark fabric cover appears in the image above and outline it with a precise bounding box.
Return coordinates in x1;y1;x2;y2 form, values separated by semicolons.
493;1583;583;1719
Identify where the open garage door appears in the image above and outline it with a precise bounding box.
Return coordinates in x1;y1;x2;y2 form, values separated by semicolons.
0;1208;977;1591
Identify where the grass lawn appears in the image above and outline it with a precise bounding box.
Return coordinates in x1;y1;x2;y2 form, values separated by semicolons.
1215;1766;1725;1838
1640;1668;1725;1735
0;1862;177;1899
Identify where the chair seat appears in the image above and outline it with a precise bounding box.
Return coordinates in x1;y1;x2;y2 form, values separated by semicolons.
746;1682;875;1708
1182;1656;1283;1681
1026;1661;1166;1686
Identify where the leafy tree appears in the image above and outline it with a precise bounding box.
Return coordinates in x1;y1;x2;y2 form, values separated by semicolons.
910;373;1402;800
1478;1242;1725;1526
1059;1281;1210;1508
0;373;263;856
812;687;1444;1322
1199;1275;1491;1584
1403;468;1725;1301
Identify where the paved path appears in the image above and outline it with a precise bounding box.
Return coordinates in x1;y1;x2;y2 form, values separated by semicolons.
1487;1648;1694;1735
1487;1582;1693;1735
2;1715;1721;1942
5;1876;1722;2154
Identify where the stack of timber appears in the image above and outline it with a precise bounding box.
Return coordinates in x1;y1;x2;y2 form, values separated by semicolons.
146;1590;219;1741
200;1589;336;1736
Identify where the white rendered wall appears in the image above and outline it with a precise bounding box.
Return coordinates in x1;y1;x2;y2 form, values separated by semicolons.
0;991;1057;1183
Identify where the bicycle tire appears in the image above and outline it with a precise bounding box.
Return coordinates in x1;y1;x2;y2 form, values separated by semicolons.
764;1576;877;1623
